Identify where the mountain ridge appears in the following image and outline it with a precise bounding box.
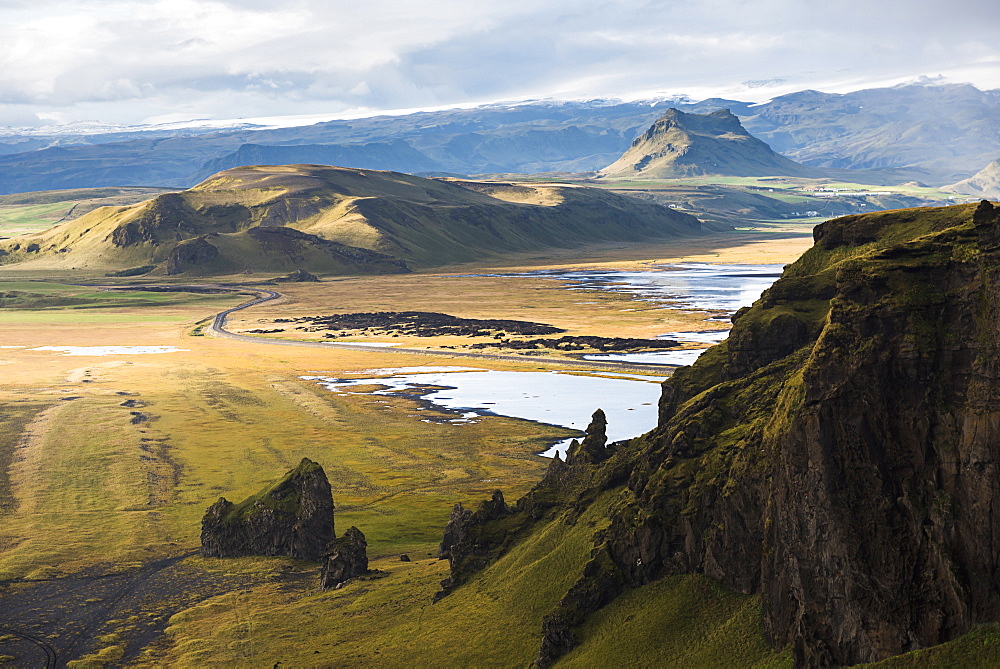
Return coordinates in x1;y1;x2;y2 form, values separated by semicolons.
0;83;994;192
0;164;702;275
946;158;1000;199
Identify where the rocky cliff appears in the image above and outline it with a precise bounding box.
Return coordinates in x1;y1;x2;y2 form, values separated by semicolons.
442;200;1000;666
201;458;335;561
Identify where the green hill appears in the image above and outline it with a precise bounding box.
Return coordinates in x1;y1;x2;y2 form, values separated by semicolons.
0;164;702;276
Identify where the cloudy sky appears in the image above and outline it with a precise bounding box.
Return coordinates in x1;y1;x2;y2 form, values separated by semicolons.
0;0;997;127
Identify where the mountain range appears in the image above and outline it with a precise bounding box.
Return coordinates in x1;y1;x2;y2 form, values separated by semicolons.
0;83;995;194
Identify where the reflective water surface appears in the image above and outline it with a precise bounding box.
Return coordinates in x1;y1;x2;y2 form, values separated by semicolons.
520;263;782;364
304;367;665;457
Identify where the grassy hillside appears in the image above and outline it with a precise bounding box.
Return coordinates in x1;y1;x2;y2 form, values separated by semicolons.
0;187;176;238
0;164;702;276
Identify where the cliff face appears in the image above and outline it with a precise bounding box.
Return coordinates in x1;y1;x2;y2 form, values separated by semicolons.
201;458;335;561
444;201;1000;666
758;200;1000;662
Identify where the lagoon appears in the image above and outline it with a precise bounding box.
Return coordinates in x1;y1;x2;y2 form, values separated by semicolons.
304;367;666;458
506;263;782;365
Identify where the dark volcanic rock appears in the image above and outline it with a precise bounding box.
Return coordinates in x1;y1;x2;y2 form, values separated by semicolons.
274;268;320;282
299;310;563;337
434;490;513;600
467;335;679;352
437;502;472;560
565;409;611;465
201;458;334;561
319;526;369;589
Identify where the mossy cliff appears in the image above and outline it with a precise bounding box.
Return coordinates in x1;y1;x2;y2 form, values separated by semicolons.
444;201;1000;666
201;458;334;561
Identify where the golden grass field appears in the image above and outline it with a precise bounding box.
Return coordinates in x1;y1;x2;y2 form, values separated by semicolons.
0;230;816;666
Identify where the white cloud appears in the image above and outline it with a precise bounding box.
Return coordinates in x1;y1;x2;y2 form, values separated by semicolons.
0;0;996;126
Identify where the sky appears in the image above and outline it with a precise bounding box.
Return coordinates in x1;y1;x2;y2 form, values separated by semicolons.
0;0;997;128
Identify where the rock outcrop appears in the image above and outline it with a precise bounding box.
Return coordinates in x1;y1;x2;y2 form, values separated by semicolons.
319;526;369;589
201;458;334;561
440;201;1000;667
274;268;320;282
565;409;611;465
434;490;513;599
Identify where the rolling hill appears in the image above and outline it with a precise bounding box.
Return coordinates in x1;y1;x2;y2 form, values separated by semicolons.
0;164;702;276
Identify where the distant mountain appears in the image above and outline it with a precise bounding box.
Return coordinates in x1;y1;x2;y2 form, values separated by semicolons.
598;108;821;179
0;83;994;193
945;159;1000;199
190;141;444;183
0;101;665;194
0;165;701;276
738;83;1000;183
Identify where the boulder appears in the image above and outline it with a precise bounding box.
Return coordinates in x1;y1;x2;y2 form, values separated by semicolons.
319;526;369;589
274;268;320;282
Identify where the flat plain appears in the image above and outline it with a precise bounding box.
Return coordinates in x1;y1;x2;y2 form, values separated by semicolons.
0;228;813;666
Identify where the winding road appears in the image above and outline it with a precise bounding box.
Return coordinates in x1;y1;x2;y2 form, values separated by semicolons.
208;288;679;374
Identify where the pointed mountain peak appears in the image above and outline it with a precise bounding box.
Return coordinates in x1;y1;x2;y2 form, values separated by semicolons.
946;158;1000;199
598;107;818;179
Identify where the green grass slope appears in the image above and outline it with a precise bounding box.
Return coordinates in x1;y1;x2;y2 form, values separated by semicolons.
0;186;177;238
0;164;702;275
